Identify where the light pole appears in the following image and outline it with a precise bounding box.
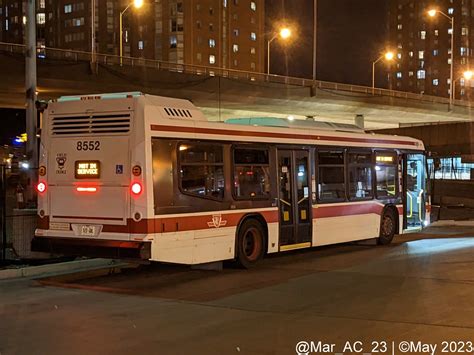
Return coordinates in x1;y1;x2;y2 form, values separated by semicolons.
428;9;454;109
313;0;317;82
267;27;291;75
453;70;473;100
372;51;394;91
120;0;144;65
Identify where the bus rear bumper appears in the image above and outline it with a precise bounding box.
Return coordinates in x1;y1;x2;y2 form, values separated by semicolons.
31;236;151;260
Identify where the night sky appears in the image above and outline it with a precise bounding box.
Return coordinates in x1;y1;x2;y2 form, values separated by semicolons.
266;0;390;87
0;109;25;145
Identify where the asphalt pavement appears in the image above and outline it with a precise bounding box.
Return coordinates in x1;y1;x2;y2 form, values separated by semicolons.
2;226;474;355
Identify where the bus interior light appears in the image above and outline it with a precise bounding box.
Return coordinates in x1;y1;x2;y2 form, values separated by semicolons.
131;182;142;195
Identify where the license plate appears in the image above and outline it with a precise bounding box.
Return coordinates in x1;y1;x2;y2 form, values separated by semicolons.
80;225;97;236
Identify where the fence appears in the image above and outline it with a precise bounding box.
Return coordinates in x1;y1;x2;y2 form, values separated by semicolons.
0;165;45;263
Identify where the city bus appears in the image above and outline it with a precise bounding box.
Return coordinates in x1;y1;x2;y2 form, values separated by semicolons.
32;92;429;267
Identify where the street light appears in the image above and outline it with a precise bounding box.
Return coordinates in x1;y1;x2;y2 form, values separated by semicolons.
453;70;473;101
267;27;292;75
428;8;454;109
120;0;144;65
372;51;394;90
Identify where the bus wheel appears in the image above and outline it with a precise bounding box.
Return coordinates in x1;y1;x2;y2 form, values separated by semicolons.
378;209;396;245
236;219;265;268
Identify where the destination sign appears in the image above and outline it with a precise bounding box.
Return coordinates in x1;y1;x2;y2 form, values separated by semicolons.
75;161;101;179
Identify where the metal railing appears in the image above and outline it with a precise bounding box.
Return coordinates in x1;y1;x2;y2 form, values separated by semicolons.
0;41;469;108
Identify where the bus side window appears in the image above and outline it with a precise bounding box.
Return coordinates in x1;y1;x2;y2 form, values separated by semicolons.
375;152;398;199
317;150;346;202
233;147;271;199
178;143;225;200
347;151;373;200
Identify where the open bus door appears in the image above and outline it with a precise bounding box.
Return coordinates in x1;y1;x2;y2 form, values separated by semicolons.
403;153;427;231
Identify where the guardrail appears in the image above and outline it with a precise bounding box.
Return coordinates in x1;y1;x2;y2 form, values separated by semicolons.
1;41;469;108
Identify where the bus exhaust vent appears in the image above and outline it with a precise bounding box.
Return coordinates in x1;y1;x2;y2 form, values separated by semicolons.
163;107;193;118
51;114;131;135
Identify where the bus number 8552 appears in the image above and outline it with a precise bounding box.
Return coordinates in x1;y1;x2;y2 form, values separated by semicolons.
77;141;100;151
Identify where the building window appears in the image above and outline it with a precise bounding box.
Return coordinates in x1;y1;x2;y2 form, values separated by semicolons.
209;38;216;48
233;148;270;199
233;59;238;66
397;24;402;30
434;29;439;36
250;47;256;54
209;7;214;15
433;78;439;86
409;51;413;57
170;35;177;48
196;53;202;62
396;72;402;79
250;32;256;41
433;49;438;56
409;71;414;77
448;7;454;14
209;23;214;31
317;151;345;202
251;62;256;70
64;4;72;13
397;53;402;59
418;51;424;59
209;54;215;64
420;30;426;39
138;40;144;50
179;143;224;200
233;29;239;36
461;47;467;56
448;28;453;35
462;27;468;36
36;13;45;24
39;0;45;8
232;44;239;52
417;70;426;79
196;21;201;29
250;1;256;11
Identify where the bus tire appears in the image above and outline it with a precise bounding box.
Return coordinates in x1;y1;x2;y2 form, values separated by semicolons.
236;218;265;268
378;208;396;245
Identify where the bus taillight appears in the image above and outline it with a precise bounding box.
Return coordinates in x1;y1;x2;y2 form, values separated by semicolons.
36;182;46;193
131;182;142;195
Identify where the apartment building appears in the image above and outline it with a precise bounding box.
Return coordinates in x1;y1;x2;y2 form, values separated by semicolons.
0;0;265;73
389;0;474;99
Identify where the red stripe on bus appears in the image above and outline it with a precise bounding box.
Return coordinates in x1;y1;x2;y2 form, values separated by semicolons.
150;124;419;147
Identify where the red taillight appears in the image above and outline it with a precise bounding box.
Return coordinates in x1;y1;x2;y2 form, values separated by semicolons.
37;182;46;193
131;182;142;195
77;187;97;193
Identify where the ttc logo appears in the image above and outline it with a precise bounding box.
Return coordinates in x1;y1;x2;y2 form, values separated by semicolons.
207;214;228;228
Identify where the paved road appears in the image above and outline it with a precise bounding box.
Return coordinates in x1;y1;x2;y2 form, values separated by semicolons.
2;226;474;355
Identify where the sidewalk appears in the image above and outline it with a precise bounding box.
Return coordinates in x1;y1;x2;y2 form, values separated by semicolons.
0;258;128;281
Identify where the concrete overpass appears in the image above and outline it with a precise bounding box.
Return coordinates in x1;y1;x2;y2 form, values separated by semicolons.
2;42;474;129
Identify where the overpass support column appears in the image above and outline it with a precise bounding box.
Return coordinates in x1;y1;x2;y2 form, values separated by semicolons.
26;0;38;168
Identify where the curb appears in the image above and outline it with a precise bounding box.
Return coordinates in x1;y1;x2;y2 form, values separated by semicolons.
0;258;128;281
429;220;474;227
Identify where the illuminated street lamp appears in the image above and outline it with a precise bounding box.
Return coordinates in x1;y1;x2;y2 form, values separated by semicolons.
453;70;473;100
267;27;292;75
372;51;394;90
428;8;454;109
120;0;144;65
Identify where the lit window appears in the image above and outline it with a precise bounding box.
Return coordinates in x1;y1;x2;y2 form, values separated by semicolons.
434;29;439;36
196;52;202;62
251;62;256;70
209;54;215;64
460;78;465;86
250;32;256;41
417;70;426;79
420;30;426;39
36;13;45;24
250;1;256;11
448;28;453;34
461;47;467;56
418;51;424;59
233;59;238;66
408;51;413;57
433;79;439;86
433;49;438;56
233;29;239;36
397;24;402;30
448;7;454;14
209;38;216;48
232;44;239;52
170;35;177;48
64;4;72;13
397;53;402;59
397;72;402;79
409;71;414;77
250;47;256;54
138;40;144;50
462;27;468;36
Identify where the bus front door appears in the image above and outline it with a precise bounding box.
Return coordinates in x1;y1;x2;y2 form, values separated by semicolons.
277;149;312;250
